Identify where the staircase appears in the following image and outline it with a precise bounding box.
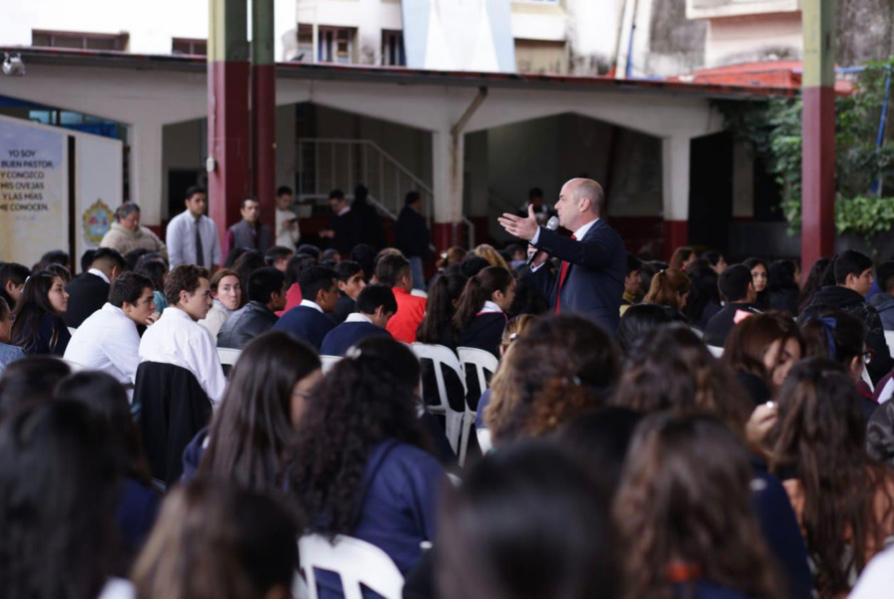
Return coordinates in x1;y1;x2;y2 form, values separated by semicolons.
297;138;475;246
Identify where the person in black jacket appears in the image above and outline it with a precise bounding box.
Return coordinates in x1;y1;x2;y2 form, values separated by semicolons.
453;266;516;358
332;260;366;325
218;268;285;349
395;191;431;290
272;266;338;350
64;248;127;328
768;259;800;316
801;250;893;385
319;189;360;255
703;264;759;348
320;284;395;356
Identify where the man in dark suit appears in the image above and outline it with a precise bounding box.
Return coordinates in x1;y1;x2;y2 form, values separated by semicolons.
272;265;339;350
703;264;759;348
321;284;395;356
395;191;431;289
64;247;127;328
319;189;360;255
498;178;626;332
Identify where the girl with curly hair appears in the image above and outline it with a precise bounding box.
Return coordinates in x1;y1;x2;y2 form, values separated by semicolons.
484;315;619;445
289;336;446;597
615;413;783;598
768;358;894;596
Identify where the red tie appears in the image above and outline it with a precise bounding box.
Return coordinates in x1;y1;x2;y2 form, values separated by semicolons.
555;234;576;314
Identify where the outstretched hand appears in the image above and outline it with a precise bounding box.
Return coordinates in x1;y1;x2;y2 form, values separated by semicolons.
497;204;539;241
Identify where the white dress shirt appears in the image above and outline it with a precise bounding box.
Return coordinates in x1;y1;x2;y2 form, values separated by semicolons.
138;306;227;405
299;299;323;313
344;312;373;324
275;207;300;248
87;267;110;284
63;303;141;389
198;299;232;339
165;210;222;269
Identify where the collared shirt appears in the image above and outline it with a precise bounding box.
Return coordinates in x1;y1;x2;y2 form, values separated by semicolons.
478;300;503;315
299;299;323;313
64;303;140;389
275;207;300;248
87;267;110;284
344;312;373;324
138;306;226;405
336;206;351;217
165;210;222;269
530;217;599;246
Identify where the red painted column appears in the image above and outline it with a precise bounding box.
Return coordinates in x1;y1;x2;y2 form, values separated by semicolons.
208;0;250;259
800;0;836;275
251;0;276;232
662;220;689;261
432;222;456;252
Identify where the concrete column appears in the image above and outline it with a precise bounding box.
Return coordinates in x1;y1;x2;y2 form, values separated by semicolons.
431;129;465;251
801;0;836;276
661;134;690;259
208;0;251;256
129;122;163;226
252;0;276;230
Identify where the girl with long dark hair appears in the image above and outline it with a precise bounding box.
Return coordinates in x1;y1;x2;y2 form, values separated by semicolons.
0;401;120;597
615;413;783;598
744;257;770;310
10;270;70;355
768;358;894;596
453;266;516;357
191;330;321;490
289;336;445;596
415;269;467;348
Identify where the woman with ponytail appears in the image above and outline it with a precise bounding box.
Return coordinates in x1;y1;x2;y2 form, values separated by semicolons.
289;336;446;597
643;268;690;316
453;266;516;357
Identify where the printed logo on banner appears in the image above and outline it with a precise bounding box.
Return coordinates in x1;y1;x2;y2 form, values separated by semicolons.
83;198;113;245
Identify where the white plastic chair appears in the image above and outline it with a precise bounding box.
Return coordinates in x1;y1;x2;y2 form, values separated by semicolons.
456;346;499;466
320;354;341;374
476;427;493;455
885;330;894;359
707;345;724;359
297;534;404;599
217;346;241;367
410;342;466;455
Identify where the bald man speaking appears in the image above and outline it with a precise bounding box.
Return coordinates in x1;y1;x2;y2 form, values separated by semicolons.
499;178;627;331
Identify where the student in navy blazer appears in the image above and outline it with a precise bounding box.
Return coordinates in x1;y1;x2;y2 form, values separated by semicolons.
453;266;515;358
272;265;338;350
499;178;626;333
321;284;396;356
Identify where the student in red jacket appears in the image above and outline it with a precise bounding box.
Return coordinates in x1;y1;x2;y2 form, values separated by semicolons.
375;253;426;344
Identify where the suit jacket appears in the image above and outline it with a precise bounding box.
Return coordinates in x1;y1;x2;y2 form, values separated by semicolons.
217;301;278;349
227;220;273;253
273;305;336;350
533;220;626;332
320;320;391;356
64;272;110;328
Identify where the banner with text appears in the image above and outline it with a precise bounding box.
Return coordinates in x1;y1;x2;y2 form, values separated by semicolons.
0;116;68;267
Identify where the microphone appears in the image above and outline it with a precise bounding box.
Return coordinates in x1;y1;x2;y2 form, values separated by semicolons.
527;217;560;266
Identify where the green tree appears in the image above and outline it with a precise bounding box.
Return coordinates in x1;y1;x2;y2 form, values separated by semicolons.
718;57;894;238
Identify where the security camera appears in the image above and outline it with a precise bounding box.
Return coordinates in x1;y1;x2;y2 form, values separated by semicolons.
2;53;25;77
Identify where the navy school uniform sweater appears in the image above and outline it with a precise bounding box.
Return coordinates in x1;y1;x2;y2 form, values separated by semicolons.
457;311;506;358
320;319;391;356
272;305;336;351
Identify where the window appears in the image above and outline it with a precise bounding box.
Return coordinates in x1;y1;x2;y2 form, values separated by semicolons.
296;24;314;62
172;38;207;56
318;27;355;64
381;30;405;66
32;29;128;51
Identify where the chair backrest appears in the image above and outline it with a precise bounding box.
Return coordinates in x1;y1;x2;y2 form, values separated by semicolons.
320;354;342;374
707;345;724;359
456;346;499;412
886;330;894;359
410;343;466;452
217;346;241;367
298;533;404;599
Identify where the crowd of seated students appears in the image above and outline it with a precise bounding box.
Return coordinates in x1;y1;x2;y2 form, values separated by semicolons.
8;234;894;599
